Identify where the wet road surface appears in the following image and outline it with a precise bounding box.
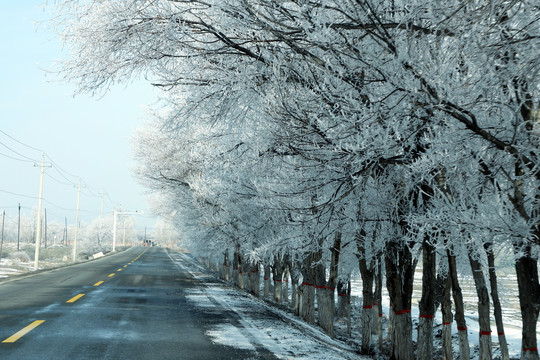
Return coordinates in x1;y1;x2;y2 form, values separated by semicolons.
0;247;276;359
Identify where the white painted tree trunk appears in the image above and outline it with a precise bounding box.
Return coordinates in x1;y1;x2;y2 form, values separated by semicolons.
361;306;373;351
290;266;301;315
469;254;492;360
301;283;315;324
522;349;540;360
316;287;335;338
240;262;248;290
273;279;282;302
442;323;452;360
391;313;413;360
457;330;470;360
440;272;453;360
248;263;260;296
263;265;271;297
282;267;289;303
448;250;470;360
417;317;434;360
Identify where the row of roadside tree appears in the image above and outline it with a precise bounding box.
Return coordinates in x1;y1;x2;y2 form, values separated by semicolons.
53;1;539;359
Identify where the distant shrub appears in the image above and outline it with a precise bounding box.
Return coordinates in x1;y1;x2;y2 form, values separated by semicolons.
8;251;31;263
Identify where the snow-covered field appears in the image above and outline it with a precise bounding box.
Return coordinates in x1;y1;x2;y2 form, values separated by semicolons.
349;269;523;359
0;244;72;280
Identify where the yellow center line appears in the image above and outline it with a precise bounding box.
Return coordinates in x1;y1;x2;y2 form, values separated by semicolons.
66;294;85;303
123;265;128;267
108;273;116;277
117;269;122;272
93;281;104;286
2;320;45;343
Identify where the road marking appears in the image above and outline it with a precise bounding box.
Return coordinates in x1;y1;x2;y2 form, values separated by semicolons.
117;269;122;271
94;281;104;286
108;273;116;277
123;265;128;267
2;320;45;343
66;294;85;303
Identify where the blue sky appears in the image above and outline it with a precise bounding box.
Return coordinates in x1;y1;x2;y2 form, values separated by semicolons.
0;2;158;230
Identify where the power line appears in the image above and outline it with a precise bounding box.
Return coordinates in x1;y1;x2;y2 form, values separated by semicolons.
0;130;122;218
45;155;79;181
0;150;35;163
0;130;44;153
45;172;76;187
0;189;39;200
0;140;40;163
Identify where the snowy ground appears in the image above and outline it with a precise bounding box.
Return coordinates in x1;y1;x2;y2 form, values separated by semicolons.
0;244;127;280
170;251;369;360
350;271;524;359
0;244;71;279
179;251;526;360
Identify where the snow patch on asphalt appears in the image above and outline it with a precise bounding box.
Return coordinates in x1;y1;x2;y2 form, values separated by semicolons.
206;324;256;351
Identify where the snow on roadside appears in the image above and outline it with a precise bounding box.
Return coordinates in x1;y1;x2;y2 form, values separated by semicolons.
172;251;368;360
172;250;528;360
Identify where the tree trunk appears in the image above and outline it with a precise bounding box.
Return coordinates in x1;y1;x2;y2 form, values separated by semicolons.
337;277;349;318
263;265;271;298
375;260;383;349
440;269;453;360
346;279;352;336
385;240;416;360
357;230;375;353
289;263;301;315
300;254;316;324
393;311;413;360
240;261;248;290
514;248;540;360
417;238;436;360
448;249;470;360
222;251;230;281
233;245;243;289
315;277;335;337
248;262;260;297
484;242;509;360
272;256;285;303
468;253;492;360
282;266;290;303
358;258;374;353
315;233;340;338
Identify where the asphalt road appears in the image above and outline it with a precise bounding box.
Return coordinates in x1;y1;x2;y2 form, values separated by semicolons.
0;247;276;360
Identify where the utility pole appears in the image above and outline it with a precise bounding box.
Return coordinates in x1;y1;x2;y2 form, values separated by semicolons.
44;208;47;249
122;219;126;246
17;203;21;251
98;189;104;246
63;217;68;245
0;210;5;260
72;179;81;262
34;153;51;271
